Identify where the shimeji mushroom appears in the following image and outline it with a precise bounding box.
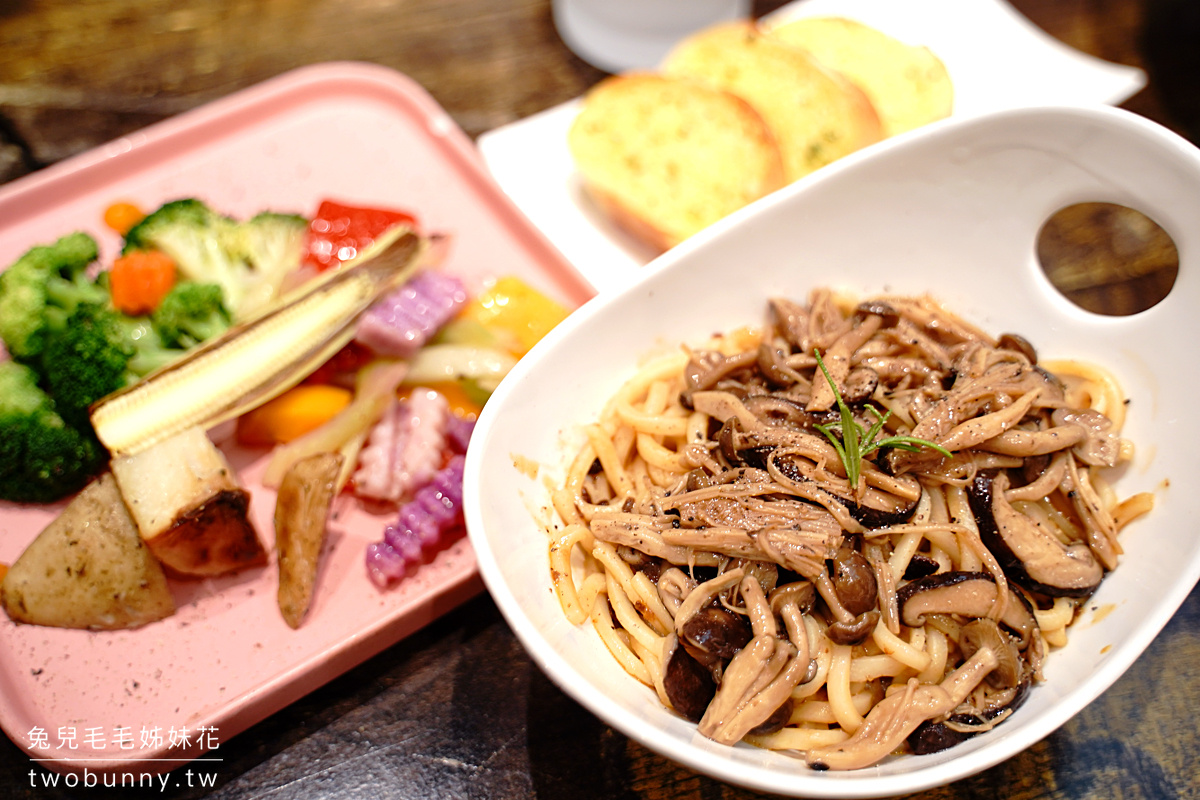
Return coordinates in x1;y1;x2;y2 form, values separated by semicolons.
802;543;881;647
804;619;1022;770
696;576;811;744
663;569;747;719
662;569;822;742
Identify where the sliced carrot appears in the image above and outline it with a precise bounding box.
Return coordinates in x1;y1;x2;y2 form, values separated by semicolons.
236;384;355;446
104;202;146;235
109;250;177;315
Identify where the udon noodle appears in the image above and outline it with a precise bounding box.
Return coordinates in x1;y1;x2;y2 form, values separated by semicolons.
545;290;1153;770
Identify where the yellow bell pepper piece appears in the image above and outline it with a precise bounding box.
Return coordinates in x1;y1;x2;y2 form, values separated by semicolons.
458;275;570;356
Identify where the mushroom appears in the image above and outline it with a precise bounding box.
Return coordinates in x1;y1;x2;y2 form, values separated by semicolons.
673;569;745;639
967;470;1104;597
757;340;806;387
902;553;941;580
692;391;761;431
716;417;772;470
979;423;1087;459
662;633;717;722
812;553;880;647
806;314;884;412
826;611;881;646
768;297;812;351
996;332;1038;364
906;618;1030;754
768;581;816;616
896;570;1038;648
805;619;1023;770
696;576;810;744
829;544;877;616
907;674;1031;755
656;567;696;616
755;526;841;583
960;618;1022;689
839;367;880;405
838;487;922;529
855;300;901;329
682;350;758;401
1052;407;1120;467
679;605;753;669
886;362;1036;474
741;393;813;428
769;581;817;669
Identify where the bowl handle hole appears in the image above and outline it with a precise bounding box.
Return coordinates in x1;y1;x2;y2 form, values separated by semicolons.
1036;202;1178;316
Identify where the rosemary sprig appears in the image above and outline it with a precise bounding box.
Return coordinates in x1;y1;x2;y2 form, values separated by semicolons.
811;349;951;491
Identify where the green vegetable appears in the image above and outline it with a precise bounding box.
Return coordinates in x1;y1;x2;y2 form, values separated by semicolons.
152;281;231;349
0;361;106;504
0;232;104;361
812;349;951;491
402;343;517;393
39;304;180;429
123;199;306;319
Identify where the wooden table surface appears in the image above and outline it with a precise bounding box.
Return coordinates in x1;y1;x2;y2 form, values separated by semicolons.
1;1;1198;798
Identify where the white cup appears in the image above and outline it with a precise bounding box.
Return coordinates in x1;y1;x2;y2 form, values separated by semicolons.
553;0;752;73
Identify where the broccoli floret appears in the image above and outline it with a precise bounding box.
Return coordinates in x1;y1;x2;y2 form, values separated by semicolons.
0;361;106;504
232;211;308;315
0;232;104;360
39;304;179;428
123;199;306;319
152;281;231;349
233;211;308;272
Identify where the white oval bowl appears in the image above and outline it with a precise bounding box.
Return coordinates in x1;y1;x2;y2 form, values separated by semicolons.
463;105;1200;797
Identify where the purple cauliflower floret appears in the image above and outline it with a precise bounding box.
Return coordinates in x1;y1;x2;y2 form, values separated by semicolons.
355;270;467;357
366;455;466;587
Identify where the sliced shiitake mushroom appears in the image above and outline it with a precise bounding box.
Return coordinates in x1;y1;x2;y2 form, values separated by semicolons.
839;490;922;529
902;553;941;580
896;571;1038;647
839;368;880;405
967;470;1103;597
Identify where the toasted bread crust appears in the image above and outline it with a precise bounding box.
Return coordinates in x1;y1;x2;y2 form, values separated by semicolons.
768;16;953;137
568;72;786;252
662;21;883;182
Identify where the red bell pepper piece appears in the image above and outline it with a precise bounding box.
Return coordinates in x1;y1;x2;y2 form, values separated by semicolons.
301;200;419;271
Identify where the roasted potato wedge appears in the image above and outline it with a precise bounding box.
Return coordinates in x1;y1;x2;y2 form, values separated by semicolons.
1;473;175;630
275;451;343;628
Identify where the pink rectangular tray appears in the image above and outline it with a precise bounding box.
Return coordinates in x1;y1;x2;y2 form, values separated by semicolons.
0;61;595;775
